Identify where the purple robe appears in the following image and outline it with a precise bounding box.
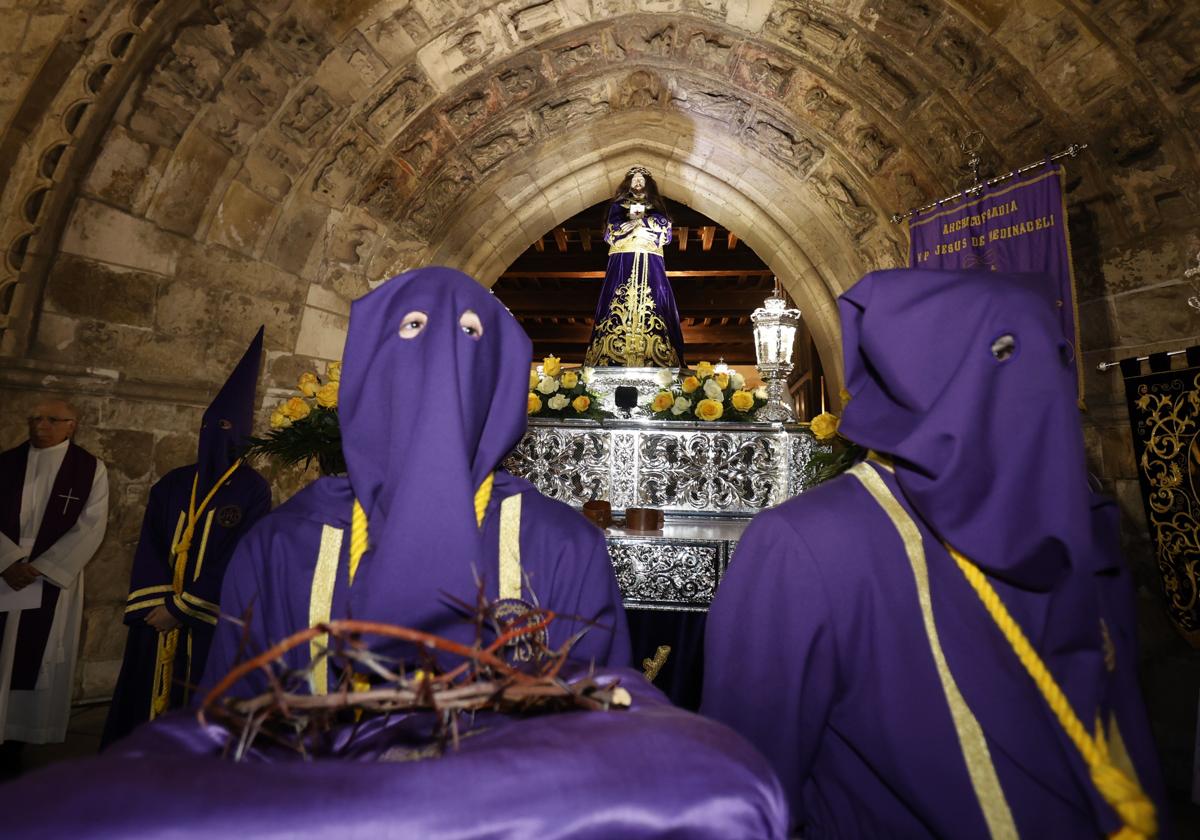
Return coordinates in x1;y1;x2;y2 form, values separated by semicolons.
703;269;1169;836
200;470;629;698
102;463;269;745
0;668;788;838
584;200;685;367
201;268;630;698
104;328;269;745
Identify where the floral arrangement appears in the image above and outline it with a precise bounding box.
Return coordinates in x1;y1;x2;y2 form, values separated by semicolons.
808;411;840;442
244;362;345;475
528;355;609;420
806;403;867;484
648;361;768;422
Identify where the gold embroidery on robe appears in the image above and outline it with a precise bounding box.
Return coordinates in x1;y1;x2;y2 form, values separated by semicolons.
585;250;680;368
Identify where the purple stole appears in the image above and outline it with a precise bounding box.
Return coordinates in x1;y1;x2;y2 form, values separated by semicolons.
0;442;98;689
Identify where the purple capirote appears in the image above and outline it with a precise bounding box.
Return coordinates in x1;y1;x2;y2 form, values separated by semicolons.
200;267;630;699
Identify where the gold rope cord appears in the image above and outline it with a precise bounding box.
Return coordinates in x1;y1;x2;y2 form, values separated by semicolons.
584;250;680;368
152;463;243;716
947;545;1155;839
848;462;1018;839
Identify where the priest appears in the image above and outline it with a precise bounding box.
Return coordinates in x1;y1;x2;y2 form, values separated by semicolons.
703;269;1168;837
201;267;630;699
102;330;271;747
0;397;107;772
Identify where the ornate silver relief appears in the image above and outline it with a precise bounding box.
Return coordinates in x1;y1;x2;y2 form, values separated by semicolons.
506;418;829;517
608;539;723;611
638;432;780;511
502;426;610;505
610;432;638;508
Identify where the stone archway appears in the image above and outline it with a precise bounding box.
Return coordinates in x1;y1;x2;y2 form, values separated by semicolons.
426;126;855;387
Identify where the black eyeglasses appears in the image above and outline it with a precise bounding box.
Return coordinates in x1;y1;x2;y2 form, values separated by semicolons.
28;416;75;424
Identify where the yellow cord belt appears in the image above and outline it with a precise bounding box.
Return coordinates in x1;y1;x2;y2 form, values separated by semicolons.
947;545;1156;839
151;460;242;717
852;460;1155;838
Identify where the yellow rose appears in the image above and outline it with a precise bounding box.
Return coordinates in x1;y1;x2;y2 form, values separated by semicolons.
529;369;539;389
316;380;339;409
327;361;341;382
297;371;321;397
281;396;311;421
528;393;542;414
714;372;730;389
810;411;840;441
542;355;562;377
571;395;590;413
651;391;674;412
270;409;291;429
731;390;755;412
561;370;579;389
681;375;700;394
695;398;724;421
695;361;714;379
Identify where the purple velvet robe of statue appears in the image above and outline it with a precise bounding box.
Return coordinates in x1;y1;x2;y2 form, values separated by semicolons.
0;668;788;839
200;471;629;699
102;464;270;746
583;201;685;367
703;268;1170;837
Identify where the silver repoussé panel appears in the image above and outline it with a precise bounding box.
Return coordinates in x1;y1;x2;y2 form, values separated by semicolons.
504;418;826;517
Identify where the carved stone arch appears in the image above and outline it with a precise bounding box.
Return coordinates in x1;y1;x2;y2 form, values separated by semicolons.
422;116;856;391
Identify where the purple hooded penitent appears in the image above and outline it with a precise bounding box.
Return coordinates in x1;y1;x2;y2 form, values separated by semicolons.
1;271;790;837
103;328;271;747
703;268;1169;837
200;267;630;697
197;327;264;492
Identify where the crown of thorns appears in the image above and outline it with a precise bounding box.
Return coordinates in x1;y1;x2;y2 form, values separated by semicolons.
626;165;652;178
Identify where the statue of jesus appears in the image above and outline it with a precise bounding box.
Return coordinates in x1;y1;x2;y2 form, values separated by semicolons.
583;166;686;368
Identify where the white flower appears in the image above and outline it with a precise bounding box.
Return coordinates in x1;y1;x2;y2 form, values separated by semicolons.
548;393;569;410
536;376;559;395
581;367;595;385
654;368;674;388
731;372;745;390
753;386;768;400
671;396;692;416
703;378;724;401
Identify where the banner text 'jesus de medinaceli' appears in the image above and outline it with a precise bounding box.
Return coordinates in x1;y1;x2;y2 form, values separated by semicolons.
908;164;1082;402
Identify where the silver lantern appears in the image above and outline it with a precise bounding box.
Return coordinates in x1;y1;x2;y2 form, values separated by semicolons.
751;286;801;422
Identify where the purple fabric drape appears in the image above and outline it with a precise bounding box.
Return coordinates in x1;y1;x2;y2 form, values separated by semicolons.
2;669;788;839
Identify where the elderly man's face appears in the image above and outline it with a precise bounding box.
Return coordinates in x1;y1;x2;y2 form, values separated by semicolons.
28;400;77;449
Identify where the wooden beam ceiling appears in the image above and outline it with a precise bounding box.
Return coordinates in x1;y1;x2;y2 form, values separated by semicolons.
493;199;792;367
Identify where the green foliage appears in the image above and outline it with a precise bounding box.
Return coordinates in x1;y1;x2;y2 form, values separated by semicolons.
807;441;867;485
244;406;346;476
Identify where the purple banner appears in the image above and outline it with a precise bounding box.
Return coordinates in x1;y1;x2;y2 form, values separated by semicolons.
909;164;1082;402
